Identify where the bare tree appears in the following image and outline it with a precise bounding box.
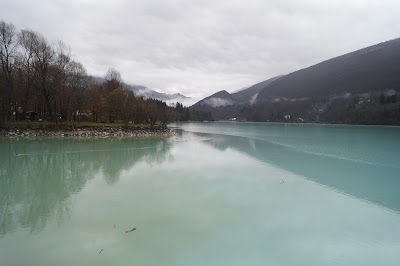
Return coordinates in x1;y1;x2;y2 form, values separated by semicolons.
67;60;88;122
0;21;19;122
52;41;72;121
18;30;54;118
86;82;105;122
18;31;73;121
17;30;41;117
104;67;122;93
105;67;122;83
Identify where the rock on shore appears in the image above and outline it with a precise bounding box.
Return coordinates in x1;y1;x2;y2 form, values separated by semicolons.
0;126;175;138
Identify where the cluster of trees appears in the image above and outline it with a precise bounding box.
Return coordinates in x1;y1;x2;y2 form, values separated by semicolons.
194;90;400;125
176;102;213;122
324;93;400;125
0;20;212;126
247;92;400;125
379;93;397;105
0;21;87;123
84;69;175;125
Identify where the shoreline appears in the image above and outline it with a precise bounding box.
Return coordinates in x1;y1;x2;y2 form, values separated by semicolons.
0;126;175;138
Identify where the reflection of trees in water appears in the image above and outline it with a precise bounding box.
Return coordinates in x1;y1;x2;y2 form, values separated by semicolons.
100;138;172;185
0;137;172;235
194;132;400;213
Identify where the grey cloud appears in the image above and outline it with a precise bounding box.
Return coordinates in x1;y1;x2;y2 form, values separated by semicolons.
205;98;234;108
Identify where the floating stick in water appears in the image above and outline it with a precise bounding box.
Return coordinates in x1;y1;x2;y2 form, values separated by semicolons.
114;224;136;233
125;227;136;233
99;249;104;254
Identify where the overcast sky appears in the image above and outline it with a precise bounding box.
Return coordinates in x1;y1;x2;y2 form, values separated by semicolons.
2;0;400;102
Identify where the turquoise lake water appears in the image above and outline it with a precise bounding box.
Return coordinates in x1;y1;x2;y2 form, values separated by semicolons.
1;122;400;265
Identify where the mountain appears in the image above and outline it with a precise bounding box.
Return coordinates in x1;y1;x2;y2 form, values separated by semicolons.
257;38;400;100
192;38;400;125
193;76;282;107
92;76;191;106
123;84;191;106
191;76;282;120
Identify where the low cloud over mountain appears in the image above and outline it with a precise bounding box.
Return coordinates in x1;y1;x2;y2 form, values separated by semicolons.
192;38;400;125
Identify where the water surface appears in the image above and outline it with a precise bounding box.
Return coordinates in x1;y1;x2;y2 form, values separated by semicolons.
1;122;400;266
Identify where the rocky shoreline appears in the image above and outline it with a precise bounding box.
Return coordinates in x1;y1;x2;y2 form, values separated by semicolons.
0;126;175;138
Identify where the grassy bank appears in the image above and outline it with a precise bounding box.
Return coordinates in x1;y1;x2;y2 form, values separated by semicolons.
2;121;159;129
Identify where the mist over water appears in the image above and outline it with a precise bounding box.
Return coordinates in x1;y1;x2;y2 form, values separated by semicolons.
1;122;400;265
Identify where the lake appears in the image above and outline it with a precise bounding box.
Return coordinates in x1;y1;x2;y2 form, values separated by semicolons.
1;122;400;266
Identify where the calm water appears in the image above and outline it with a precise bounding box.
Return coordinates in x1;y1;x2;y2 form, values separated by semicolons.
1;122;400;266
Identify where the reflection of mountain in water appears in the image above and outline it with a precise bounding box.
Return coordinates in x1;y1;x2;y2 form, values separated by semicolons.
190;131;400;213
0;137;171;236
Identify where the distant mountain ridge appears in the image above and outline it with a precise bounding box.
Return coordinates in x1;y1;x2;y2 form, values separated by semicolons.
92;76;191;106
191;38;400;124
257;38;400;101
193;76;282;108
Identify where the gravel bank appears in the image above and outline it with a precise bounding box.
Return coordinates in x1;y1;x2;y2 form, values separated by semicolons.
0;126;175;138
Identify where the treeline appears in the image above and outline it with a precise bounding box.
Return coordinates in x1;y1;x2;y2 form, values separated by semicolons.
194;90;400;125
0;20;211;125
322;93;400;125
244;92;400;125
